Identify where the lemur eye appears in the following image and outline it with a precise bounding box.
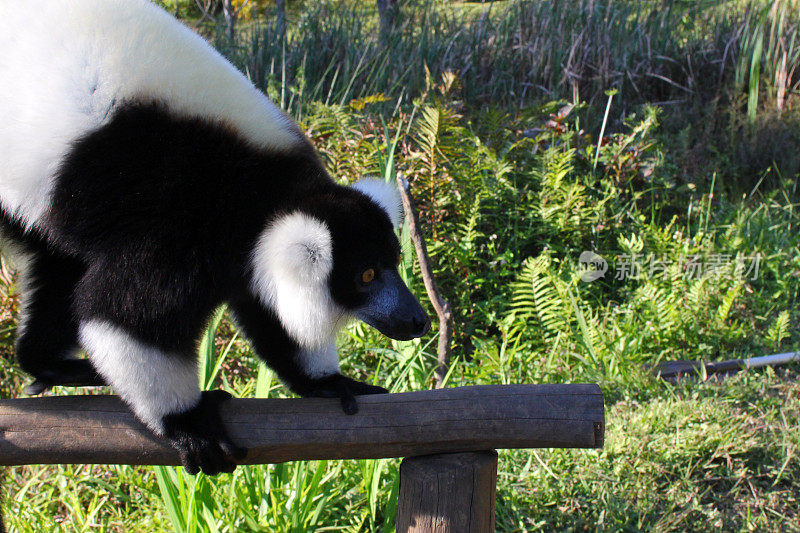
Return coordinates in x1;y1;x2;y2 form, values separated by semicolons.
361;268;375;284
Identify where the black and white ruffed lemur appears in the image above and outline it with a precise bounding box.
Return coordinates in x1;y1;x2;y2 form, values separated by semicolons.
0;0;430;475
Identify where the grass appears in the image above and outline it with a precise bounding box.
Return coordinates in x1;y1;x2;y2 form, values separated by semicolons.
505;370;800;530
2;0;800;531
203;0;800;186
210;0;798;109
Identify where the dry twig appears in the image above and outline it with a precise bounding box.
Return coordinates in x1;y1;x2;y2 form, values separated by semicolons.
396;174;454;388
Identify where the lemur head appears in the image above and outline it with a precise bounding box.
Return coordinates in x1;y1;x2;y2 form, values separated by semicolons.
251;179;430;350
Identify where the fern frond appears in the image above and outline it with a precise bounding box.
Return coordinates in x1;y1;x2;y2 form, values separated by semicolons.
716;282;743;324
458;195;482;248
636;285;680;331
509;255;569;342
681;278;708;324
766;310;790;349
414;104;459;163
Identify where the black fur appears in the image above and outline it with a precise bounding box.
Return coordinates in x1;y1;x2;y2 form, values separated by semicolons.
16;249;104;391
228;292;388;414
2;101;406;474
38;101;403;351
45;101;327;353
0;213;105;394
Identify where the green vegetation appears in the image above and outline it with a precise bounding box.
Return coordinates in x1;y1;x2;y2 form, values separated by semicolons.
2;0;799;530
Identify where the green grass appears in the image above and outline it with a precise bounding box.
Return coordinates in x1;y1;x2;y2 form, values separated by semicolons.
2;0;800;531
2;91;798;531
202;0;800;188
500;370;800;530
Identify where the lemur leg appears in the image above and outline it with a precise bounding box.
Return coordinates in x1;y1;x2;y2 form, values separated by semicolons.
229;293;387;415
13;249;105;395
74;262;245;475
78;319;244;474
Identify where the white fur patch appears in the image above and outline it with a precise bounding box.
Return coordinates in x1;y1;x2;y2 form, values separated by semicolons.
298;343;341;378
251;212;347;352
352;179;403;227
0;0;302;230
79;320;201;434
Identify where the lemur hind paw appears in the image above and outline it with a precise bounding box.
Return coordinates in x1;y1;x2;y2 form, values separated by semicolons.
23;360;107;395
23;379;50;396
305;374;388;415
162;390;247;476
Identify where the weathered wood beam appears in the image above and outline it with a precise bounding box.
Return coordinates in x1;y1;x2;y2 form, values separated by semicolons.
397;451;498;533
0;384;604;466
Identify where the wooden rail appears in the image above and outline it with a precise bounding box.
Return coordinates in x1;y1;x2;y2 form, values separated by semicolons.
0;384;603;465
0;384;604;532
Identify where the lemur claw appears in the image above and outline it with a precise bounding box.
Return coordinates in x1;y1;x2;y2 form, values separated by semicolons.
163;390;246;476
304;374;388;415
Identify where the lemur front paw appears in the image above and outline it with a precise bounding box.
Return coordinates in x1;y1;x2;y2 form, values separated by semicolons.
304;374;388;415
162;390;247;475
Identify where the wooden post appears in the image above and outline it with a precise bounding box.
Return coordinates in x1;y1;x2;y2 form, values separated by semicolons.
397;451;498;533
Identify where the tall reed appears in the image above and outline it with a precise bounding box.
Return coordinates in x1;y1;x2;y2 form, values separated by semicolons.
210;0;798;118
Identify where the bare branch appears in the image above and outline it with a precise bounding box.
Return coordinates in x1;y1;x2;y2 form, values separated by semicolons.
233;0;251;17
194;0;217;25
397;173;454;388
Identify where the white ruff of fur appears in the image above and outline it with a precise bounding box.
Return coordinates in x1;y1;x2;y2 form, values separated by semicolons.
0;0;302;230
79;320;201;434
298;343;340;378
251;212;346;360
351;179;404;227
